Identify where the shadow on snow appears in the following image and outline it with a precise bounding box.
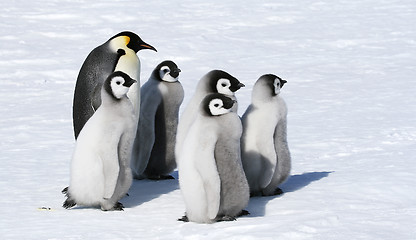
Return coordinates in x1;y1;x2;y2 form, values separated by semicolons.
246;171;333;217
121;171;179;208
122;170;332;215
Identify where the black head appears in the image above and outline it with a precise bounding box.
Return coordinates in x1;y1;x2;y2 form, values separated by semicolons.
259;74;287;96
202;93;235;116
154;60;181;81
110;31;157;53
104;71;137;99
207;70;245;95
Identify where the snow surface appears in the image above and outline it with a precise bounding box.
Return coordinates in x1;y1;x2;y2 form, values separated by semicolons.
1;0;416;239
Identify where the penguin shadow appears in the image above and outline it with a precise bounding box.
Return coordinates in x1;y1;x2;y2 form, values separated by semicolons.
121;171;179;208
246;171;333;217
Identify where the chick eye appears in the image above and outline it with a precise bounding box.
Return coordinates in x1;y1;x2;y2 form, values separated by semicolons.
221;83;227;87
214;104;219;107
163;69;169;73
116;81;121;85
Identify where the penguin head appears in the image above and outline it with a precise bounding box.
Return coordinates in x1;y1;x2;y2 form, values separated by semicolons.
208;70;245;96
109;31;157;53
154;60;181;82
202;93;236;116
258;74;287;96
104;71;137;99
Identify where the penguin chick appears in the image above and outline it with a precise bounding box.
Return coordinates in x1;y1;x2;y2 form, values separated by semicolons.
178;93;249;223
72;31;157;139
241;74;290;196
175;70;244;166
131;60;184;180
64;71;137;211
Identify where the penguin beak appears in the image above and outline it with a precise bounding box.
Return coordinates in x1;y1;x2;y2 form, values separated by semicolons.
223;98;236;109
230;82;245;92
281;79;287;88
170;68;181;78
139;42;157;52
123;78;137;88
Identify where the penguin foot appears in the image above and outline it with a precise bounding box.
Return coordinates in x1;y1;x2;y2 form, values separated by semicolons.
250;191;262;197
102;202;124;211
261;187;284;196
238;209;250;217
62;198;76;209
178;215;189;222
112;202;124;211
216;215;236;222
148;175;175;180
272;187;284;196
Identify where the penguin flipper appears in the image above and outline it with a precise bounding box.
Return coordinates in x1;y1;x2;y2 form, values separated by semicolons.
273;116;291;185
196;139;221;220
258;141;278;189
101;152;120;199
131;85;160;178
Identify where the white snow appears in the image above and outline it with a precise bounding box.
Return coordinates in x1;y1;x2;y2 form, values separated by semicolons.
1;0;415;239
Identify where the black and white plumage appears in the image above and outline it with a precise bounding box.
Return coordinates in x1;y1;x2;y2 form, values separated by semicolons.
178;93;249;223
241;74;291;196
131;60;184;180
175;70;244;165
63;71;137;211
72;31;156;139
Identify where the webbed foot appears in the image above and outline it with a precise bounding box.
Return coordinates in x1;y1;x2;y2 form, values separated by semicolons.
262;187;284;196
112;202;124;211
178;215;189;222
238;209;250;217
102;202;124;211
148;175;175;180
216;215;236;222
272;187;284;195
62;198;76;209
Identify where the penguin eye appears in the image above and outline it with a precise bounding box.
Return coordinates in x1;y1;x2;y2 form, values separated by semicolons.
116;81;121;85
161;66;170;74
218;79;230;88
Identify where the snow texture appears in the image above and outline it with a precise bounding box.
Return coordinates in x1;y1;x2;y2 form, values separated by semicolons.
1;0;415;239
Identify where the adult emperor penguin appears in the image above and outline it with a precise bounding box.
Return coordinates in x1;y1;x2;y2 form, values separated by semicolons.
175;70;245;164
241;74;291;196
63;71;137;211
178;93;249;223
72;31;157;139
131;60;184;180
